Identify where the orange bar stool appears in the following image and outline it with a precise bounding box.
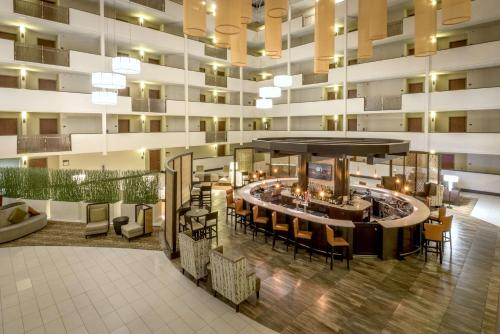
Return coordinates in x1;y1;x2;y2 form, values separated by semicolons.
252;206;269;242
440;215;453;252
424;223;444;264
429;206;446;223
271;212;289;251
293;217;313;262
225;189;235;224
235;198;251;233
325;225;350;270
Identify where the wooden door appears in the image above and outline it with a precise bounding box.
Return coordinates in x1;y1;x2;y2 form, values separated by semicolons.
348;59;358;65
118;87;130;97
216;70;224;77
407;47;415;55
150;120;161;132
252;121;257;130
449;116;466;133
407;117;422;132
0;31;17;41
148;58;160;65
441;154;455;170
39;118;58;134
348;119;357;131
37;38;55;48
199;120;206;132
148;89;160;99
449;78;466;91
217;95;226;104
0;75;18;88
200;95;206;102
348;89;357;98
449;39;467;48
217;145;226;157
39;79;57;91
408;82;423;93
0;118;18;135
327;119;335;131
29;158;47;168
149;149;161;171
218;120;226;131
327;91;336;100
118;119;130;133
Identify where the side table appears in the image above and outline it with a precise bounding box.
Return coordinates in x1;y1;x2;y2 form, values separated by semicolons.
113;216;129;235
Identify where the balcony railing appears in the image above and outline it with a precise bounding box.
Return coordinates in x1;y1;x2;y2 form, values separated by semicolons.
132;98;166;113
302;73;328;85
387;21;403;37
17;134;71;154
364;95;402;111
205;132;227;143
15;43;70;67
131;0;165;11
204;45;227;60
205;74;227;88
14;0;69;24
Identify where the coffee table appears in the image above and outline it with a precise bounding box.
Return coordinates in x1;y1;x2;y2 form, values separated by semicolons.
113;216;129;235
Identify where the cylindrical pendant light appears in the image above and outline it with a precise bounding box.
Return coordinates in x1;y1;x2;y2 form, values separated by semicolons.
215;0;241;35
231;24;247;66
215;31;231;48
315;0;335;61
314;59;330;74
369;0;387;40
442;0;471;25
265;14;282;58
267;0;288;18
241;0;252;24
183;0;206;37
357;0;373;59
414;0;437;57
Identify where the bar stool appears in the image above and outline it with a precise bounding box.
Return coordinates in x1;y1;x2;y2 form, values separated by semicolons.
293;218;313;261
252;206;269;242
201;185;212;210
424;223;444;264
235;199;251;233
440;215;453;252
225;189;235;224
190;185;201;207
325;225;350;270
271;212;289;251
429;206;446;223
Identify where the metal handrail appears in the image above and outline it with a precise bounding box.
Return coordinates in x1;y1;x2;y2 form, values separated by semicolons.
14;0;69;24
14;43;70;67
17;134;71;154
205;132;227;143
131;0;165;11
364;95;402;111
132;98;166;113
204;45;227;60
205;74;228;88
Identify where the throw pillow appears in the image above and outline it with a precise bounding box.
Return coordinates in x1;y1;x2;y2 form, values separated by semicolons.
136;209;144;226
28;206;40;216
90;207;107;222
8;208;27;224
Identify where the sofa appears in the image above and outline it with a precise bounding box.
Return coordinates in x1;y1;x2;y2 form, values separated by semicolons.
0;202;47;244
179;230;211;286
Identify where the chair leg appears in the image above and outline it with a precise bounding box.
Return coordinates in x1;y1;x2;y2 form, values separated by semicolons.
439;241;443;264
196;279;200;287
294;241;298;260
236;304;240;312
272;233;276;250
424;240;428;262
330;248;334;270
182;268;185;274
213;291;217;297
345;246;350;270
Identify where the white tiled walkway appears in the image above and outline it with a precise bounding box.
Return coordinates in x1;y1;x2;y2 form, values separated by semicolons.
0;246;275;334
465;191;500;228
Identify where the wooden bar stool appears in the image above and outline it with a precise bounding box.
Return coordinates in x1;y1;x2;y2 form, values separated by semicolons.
225;189;235;224
429;206;446;223
325;225;350;270
293;218;313;262
272;212;289;251
440;215;453;252
424;223;444;264
252;206;269;242
235;199;251;233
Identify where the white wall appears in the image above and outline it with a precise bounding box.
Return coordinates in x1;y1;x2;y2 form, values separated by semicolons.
61;114;101;134
58;151;145;170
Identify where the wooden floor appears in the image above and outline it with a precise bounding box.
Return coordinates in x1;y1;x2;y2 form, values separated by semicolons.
177;191;500;334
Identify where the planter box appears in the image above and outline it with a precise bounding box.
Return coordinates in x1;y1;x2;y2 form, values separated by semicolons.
3;197;21;206
50;201;85;223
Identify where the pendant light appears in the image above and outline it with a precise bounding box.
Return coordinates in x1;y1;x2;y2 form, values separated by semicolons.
215;31;231;48
314;58;330;74
112;57;141;75
265;13;282;58
274;75;292;88
231;23;247;66
267;0;288;18
315;0;335;61
92;91;118;105
256;98;273;109
215;0;241;35
414;0;437;57
241;0;252;24
369;0;387;40
92;72;126;89
259;86;281;98
183;0;207;37
442;0;471;25
357;0;373;59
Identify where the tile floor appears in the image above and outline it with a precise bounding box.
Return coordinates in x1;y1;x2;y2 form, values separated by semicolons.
466;191;500;227
0;246;277;334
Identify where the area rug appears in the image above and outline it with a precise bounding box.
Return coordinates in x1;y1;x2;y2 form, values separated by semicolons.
0;221;163;250
448;196;478;216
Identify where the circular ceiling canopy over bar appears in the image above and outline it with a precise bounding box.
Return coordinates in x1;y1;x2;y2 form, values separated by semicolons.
252;137;410;157
215;0;241;35
442;0;471;25
183;0;207;37
266;0;288;18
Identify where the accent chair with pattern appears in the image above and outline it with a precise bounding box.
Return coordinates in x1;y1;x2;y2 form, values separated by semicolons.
179;230;211;286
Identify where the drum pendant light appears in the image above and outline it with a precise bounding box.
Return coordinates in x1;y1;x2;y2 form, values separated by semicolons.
183;0;206;37
442;0;471;25
215;31;231;48
357;0;373;59
265;14;282;58
369;0;387;40
414;0;437;57
315;0;335;61
231;24;247;66
241;0;252;24
314;58;330;74
215;0;241;35
267;0;288;18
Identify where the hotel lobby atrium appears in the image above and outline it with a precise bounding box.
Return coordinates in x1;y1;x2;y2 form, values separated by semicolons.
0;0;500;333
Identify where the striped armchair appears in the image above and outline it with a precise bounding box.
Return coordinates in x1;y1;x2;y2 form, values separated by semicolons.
179;231;210;286
209;247;258;312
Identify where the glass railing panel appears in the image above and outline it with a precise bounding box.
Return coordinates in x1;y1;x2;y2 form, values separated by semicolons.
14;43;70;67
17;134;71;154
131;0;165;11
14;0;69;24
205;132;227;143
204;45;227;60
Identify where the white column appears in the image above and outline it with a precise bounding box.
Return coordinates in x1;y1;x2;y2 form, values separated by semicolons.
424;56;431;152
240;67;244;145
184;35;190;149
287;4;292;132
342;0;348;136
100;0;107;155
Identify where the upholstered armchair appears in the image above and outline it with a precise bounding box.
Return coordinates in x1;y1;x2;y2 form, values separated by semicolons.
179;231;210;286
122;204;153;241
85;203;110;238
209;247;259;312
416;183;444;207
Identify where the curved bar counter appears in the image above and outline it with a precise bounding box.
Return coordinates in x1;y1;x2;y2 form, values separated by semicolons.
238;178;430;260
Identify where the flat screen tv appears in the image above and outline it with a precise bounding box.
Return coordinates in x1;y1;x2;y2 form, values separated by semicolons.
308;163;332;181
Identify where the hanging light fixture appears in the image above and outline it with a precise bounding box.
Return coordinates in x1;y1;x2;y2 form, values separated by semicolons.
92;72;126;90
274;75;292;88
267;0;288;18
315;0;335;62
259;86;281;98
357;0;373;59
215;0;241;35
112;56;141;75
215;31;231;48
265;13;282;58
183;0;207;37
92;91;118;105
415;0;437;56
256;98;273;109
241;0;252;24
231;23;247;66
369;0;387;40
314;58;330;74
442;0;471;25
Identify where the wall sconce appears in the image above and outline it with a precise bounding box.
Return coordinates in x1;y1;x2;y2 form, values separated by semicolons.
141;114;146;125
431;35;437;44
430;149;436;154
20;68;27;82
140;81;145;93
212;144;218;150
139;149;145;159
213;116;218;123
22;156;27;166
139;49;145;61
430;110;436;122
334;25;340;35
333;85;339;93
373;168;378;178
333;114;339;121
19;25;25;39
21;111;27;124
430;72;437;86
138;16;144;26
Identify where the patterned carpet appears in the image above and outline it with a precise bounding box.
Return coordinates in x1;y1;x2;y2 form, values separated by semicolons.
0;221;162;250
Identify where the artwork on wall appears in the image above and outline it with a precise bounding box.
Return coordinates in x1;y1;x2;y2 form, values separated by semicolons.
308;163;332;181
